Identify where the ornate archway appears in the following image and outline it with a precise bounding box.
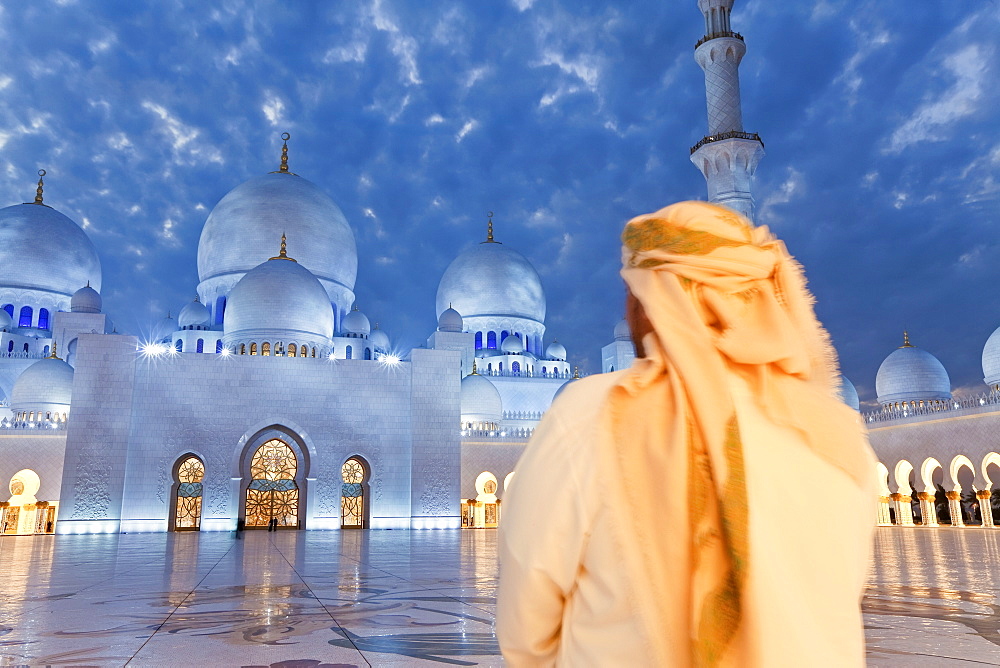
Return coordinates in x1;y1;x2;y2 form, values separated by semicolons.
172;455;204;531
340;456;369;529
244;439;300;528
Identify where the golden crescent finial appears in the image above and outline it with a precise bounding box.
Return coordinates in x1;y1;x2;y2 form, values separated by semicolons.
279;133;290;173
34;169;46;205
484;211;496;243
48;340;59;359
472;360;478;375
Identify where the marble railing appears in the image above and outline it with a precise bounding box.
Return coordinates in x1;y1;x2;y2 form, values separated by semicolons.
691;130;764;154
0;420;68;431
694;30;744;49
864;392;1000;424
461;427;535;440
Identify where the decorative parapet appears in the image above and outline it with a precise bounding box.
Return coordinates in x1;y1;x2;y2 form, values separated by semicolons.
694;31;744;49
0;419;67;431
690;130;764;154
460;427;535;440
864;391;1000;425
481;369;579;380
0;351;51;360
503;410;545;421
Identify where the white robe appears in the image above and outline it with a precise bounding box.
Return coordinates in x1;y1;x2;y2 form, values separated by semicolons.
497;370;876;667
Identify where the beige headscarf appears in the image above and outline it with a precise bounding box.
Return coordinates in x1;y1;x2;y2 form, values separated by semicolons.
605;201;870;666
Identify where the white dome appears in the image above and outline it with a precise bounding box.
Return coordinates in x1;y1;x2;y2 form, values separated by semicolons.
369;326;389;351
982;326;1000;387
0;308;11;331
436;240;545;324
178;296;210;329
223;256;334;344
70;284;102;313
546;340;567;360
438;306;463;332
876;335;951;405
837;375;860;411
500;334;524;354
12;356;74;412
461;372;502;424
343;307;371;336
152;313;176;343
614;318;631;341
0;202;102;296
197;172;357;306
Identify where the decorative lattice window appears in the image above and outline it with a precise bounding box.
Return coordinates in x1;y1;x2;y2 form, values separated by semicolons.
245;440;299;528
174;456;204;530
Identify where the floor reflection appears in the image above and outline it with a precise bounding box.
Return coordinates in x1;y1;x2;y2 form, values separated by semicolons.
4;527;999;665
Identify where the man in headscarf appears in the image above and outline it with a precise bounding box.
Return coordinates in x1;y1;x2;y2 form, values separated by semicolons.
496;201;876;667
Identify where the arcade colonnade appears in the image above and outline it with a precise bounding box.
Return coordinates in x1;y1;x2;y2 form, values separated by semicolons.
875;452;1000;528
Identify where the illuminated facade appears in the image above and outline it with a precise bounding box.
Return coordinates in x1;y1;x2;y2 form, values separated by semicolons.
0;138;584;534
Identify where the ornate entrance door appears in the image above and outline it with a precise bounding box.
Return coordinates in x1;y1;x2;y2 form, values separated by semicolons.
245;439;300;528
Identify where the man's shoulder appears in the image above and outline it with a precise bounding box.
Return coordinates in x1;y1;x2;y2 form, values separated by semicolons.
546;369;633;423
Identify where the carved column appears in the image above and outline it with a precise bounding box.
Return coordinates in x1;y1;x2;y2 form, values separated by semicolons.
890;493;914;526
946;491;964;527
916;492;938;526
978;490;994;528
877;495;893;526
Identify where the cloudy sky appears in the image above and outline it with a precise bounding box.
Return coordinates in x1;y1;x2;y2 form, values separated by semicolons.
0;0;997;406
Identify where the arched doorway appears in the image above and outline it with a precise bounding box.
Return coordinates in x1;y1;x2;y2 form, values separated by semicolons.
340;456;369;529
172;455;204;531
245;439;300;529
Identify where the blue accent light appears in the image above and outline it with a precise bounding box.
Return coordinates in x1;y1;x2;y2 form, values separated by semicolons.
196;339;204;353
487;332;497;349
475;332;482;349
18;306;32;328
38;308;49;330
2;304;12;318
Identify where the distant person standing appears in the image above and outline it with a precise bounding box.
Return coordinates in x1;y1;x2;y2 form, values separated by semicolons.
235;517;245;539
497;201;877;666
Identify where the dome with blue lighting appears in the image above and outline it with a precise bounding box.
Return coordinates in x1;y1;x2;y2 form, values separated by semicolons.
461;369;502;427
0;201;101;297
546;341;567;361
875;333;951;406
12;354;74;414
152;313;176;343
223;251;334;345
982;326;1000;388
343;307;371;337
837;375;860;411
614;318;631;342
436;236;545;325
501;334;524;354
197;172;357;308
70;284;102;314
178;296;210;329
438;306;463;333
369;326;389;351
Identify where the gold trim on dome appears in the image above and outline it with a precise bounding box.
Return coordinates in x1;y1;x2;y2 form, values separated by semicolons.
269;233;297;262
47;341;61;360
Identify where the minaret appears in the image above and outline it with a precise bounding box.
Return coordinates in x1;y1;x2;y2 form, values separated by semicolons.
689;0;765;222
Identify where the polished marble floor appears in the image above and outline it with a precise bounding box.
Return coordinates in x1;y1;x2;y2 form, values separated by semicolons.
1;527;999;666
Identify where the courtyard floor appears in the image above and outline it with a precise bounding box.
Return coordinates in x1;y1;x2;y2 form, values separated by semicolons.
0;527;998;666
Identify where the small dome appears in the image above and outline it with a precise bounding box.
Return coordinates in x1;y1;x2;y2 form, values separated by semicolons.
12;355;74;413
369;326;389;351
461;371;502;425
614;318;631;341
545;340;567;360
70;283;102;313
0;308;11;331
223;255;334;343
501;334;524;354
837;375;860;411
982;326;1000;387
438;306;464;333
178;296;211;329
0;201;102;297
343;307;371;337
152;313;176;343
875;333;951;406
436;239;546;324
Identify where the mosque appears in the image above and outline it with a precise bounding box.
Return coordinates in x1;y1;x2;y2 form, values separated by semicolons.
0;0;991;536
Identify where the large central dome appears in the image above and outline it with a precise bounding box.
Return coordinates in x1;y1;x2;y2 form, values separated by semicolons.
198;173;357;301
0;203;101;296
436;241;545;324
